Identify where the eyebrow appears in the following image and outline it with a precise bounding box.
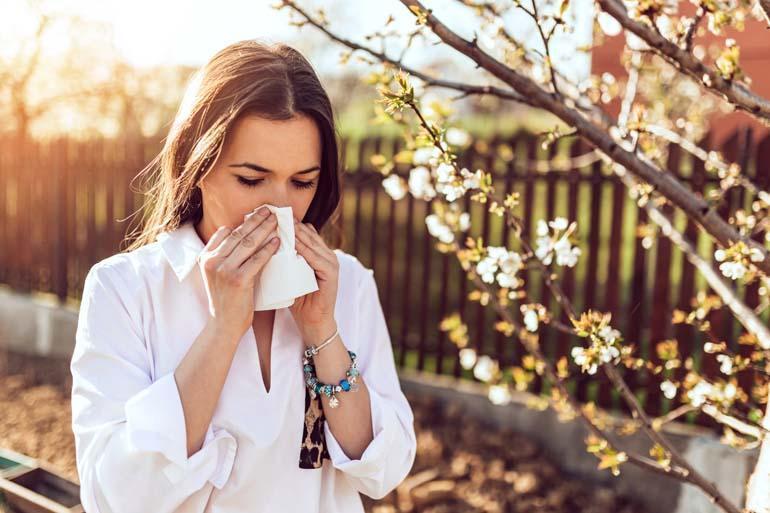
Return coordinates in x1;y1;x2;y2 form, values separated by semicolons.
228;162;321;174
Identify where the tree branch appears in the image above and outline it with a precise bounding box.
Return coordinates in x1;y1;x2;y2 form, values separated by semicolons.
406;88;738;510
397;0;770;278
596;0;770;124
277;0;531;106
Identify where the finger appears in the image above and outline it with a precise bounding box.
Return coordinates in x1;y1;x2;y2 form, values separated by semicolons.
223;213;279;270
211;207;275;262
296;236;334;278
295;223;336;265
301;223;335;261
198;225;231;261
239;235;280;279
295;228;333;266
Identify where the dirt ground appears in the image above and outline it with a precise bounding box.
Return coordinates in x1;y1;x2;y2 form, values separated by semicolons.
0;352;645;513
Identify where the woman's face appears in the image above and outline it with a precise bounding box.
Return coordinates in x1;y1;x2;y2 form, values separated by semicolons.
196;113;322;239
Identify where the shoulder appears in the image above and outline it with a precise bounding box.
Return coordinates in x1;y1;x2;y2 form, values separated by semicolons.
333;249;374;286
332;249;383;314
83;242;165;299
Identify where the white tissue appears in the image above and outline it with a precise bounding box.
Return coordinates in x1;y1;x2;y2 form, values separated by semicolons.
253;205;319;310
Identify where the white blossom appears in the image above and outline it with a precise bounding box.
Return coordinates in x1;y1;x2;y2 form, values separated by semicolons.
477;246;523;287
425;214;455;244
571;346;598;375
687;381;714;407
724;382;737;400
720;261;747;280
459;348;477;369
553;236;581;267
488;384;512;405
535;235;554;265
597;11;622;36
473;355;499;382
661;380;677;399
549;217;569;231
499;251;522;274
408;166;436;200
535;217;581;268
435;163;455;183
599;344;620;363
434;172;466;201
476;257;498;283
536;219;549;236
413;146;441;166
487;246;509;260
460;168;483;189
523;309;539;332
439;184;466;202
497;272;518;288
458;212;470;231
598;325;621;345
382;174;407;200
446;128;470;147
716;354;733;375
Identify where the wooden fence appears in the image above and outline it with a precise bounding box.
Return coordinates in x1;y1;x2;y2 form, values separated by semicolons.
1;128;768;422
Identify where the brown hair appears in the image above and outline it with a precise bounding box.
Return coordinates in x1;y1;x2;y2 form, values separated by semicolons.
124;39;342;252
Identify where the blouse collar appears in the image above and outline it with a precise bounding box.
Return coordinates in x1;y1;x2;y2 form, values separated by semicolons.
156;220;205;282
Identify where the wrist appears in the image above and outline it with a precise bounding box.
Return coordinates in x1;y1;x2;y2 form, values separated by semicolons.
206;318;243;347
301;319;338;347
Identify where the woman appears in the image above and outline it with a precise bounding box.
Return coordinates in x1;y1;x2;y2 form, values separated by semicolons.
69;40;416;513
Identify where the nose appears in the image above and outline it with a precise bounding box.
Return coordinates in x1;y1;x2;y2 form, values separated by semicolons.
256;201;291;211
266;184;292;210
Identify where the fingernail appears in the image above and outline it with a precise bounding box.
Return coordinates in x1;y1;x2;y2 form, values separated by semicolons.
258;207;270;216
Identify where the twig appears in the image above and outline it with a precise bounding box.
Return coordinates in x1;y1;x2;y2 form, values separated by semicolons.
409;95;730;503
397;0;770;278
681;8;704;52
596;0;770;124
277;1;531;106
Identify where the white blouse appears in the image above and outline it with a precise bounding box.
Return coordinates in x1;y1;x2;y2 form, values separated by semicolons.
69;220;417;513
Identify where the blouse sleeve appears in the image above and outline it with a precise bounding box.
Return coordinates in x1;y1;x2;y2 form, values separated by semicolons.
323;266;417;500
70;261;237;513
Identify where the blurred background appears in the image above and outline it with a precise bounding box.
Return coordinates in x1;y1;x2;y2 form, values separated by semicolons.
1;1;769;512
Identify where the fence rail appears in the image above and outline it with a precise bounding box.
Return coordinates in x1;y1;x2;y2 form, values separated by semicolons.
1;128;767;425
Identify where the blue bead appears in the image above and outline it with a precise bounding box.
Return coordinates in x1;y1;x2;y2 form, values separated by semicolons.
340;379;350;391
303;364;312;372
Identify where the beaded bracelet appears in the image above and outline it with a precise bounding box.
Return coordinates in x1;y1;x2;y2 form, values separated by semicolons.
302;349;359;409
303;328;339;360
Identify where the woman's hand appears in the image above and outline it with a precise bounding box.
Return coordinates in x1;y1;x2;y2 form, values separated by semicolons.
198;207;280;345
290;218;339;345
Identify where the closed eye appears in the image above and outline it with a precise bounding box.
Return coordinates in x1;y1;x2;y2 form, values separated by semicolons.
236;176;316;190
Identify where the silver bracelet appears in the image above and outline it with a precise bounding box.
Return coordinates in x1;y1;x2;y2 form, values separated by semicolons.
303;328;339;359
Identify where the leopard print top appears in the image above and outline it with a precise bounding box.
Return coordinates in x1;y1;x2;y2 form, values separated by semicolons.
298;385;330;468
